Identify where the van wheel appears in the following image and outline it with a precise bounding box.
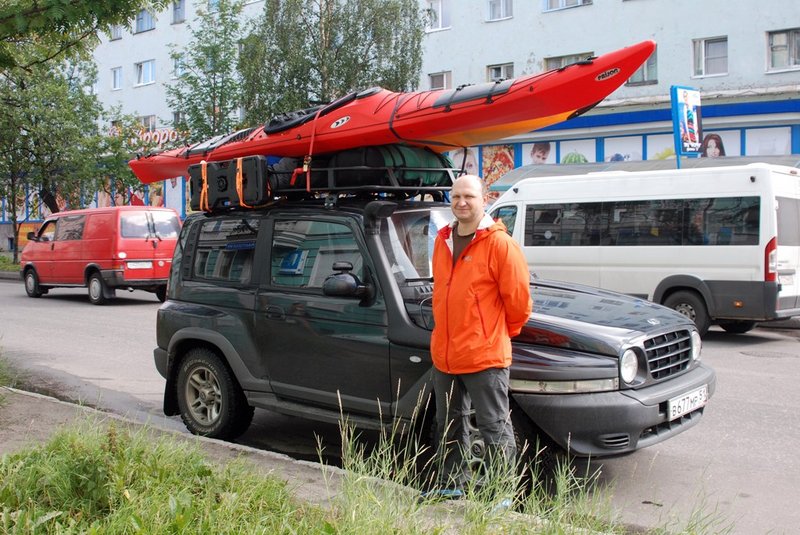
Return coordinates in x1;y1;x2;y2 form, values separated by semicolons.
24;269;43;298
155;286;167;302
88;273;109;305
176;348;254;439
718;320;756;334
664;290;710;336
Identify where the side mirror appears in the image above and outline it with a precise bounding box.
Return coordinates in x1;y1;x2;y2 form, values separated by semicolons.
322;262;375;302
26;232;37;242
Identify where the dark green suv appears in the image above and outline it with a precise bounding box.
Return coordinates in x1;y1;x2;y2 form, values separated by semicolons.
154;193;715;459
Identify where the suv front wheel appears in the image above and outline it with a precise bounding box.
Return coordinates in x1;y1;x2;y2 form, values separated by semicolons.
176;347;254;439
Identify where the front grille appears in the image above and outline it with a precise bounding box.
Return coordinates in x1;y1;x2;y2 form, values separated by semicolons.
644;329;692;380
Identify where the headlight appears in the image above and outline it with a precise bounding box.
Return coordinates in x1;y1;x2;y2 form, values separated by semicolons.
691;331;702;361
620;349;638;384
510;378;618;394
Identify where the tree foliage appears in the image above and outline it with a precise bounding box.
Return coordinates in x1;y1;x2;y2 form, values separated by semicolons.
239;0;425;125
0;0;168;69
0;53;104;259
166;0;245;142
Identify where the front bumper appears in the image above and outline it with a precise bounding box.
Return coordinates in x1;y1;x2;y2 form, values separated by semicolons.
513;362;716;456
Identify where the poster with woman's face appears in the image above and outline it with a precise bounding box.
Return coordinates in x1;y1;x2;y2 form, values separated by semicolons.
481;145;515;187
448;147;480;176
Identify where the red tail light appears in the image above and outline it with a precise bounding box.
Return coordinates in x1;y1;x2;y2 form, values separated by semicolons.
764;237;777;282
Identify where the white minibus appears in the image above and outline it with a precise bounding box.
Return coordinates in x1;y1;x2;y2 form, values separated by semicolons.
489;163;800;335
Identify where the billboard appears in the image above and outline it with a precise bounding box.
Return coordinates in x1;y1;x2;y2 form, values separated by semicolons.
671;85;703;161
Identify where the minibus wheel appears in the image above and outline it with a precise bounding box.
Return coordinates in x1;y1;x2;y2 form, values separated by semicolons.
718;320;756;334
24;269;43;298
88;273;108;305
664;290;709;336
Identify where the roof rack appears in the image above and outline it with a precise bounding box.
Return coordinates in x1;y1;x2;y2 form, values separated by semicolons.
188;149;455;213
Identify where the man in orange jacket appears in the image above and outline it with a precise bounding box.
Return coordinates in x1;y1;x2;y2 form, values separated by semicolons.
425;174;532;500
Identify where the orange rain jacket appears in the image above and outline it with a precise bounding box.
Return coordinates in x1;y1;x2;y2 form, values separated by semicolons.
430;214;532;375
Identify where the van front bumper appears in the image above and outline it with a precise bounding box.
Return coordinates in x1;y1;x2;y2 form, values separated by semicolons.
512;363;716;456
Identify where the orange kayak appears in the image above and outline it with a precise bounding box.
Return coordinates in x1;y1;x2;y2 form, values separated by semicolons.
129;40;656;184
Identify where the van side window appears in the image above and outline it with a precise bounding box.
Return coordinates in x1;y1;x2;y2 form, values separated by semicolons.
524;197;759;247
271;219;363;289
54;215;86;241
192;217;260;283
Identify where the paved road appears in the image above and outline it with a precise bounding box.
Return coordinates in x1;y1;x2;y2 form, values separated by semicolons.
1;278;798;533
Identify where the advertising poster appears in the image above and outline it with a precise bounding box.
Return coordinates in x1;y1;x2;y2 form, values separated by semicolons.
164;176;185;216
522;141;555;165
604;136;642;162
481;145;515;193
448;147;480;176
671;85;703;157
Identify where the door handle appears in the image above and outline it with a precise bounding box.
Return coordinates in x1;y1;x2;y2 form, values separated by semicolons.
264;305;285;320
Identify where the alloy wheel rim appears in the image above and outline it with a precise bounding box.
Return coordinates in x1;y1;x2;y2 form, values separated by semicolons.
186;366;221;425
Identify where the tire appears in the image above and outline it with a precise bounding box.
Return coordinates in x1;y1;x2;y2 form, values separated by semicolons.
155;285;167;302
718;320;757;334
510;402;562;494
663;290;710;336
176;347;254;439
24;269;43;298
87;272;108;305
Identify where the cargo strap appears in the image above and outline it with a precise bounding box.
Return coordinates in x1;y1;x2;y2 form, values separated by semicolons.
199;160;210;212
289;106;327;192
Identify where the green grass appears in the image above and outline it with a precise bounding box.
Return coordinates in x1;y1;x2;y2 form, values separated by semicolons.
0;254;19;272
0;422;332;533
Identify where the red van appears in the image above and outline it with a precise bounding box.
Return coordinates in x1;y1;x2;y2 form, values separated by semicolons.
20;206;181;304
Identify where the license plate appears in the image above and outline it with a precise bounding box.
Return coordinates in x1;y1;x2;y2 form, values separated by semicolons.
667;385;708;421
127;261;153;269
779;274;794;286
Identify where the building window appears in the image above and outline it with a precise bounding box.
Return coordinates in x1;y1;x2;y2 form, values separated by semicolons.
693;37;728;76
627;49;657;85
172;54;184;78
429;71;452;90
543;0;592;11
544;52;594;71
140;115;157;132
488;0;513;20
109;25;122;40
134;10;155;33
768;28;800;71
172;111;185;127
172;0;186;23
426;0;451;31
111;67;122;90
487;63;514;81
135;60;156;85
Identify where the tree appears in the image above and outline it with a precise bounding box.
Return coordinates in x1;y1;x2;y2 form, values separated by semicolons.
166;0;245;142
0;53;104;261
0;0;168;69
239;0;425;125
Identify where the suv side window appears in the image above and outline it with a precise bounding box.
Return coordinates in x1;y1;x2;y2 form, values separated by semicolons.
192;217;260;283
271;219;363;289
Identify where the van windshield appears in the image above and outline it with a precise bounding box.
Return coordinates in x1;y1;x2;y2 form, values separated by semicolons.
120;212;181;239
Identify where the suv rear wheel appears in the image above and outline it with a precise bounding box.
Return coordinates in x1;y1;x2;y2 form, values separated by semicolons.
176;347;254;439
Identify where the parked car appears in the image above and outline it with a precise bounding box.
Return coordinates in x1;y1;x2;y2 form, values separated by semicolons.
154;192;715;461
20;206;181;304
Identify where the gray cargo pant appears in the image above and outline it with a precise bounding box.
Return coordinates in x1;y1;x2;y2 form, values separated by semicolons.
431;366;516;489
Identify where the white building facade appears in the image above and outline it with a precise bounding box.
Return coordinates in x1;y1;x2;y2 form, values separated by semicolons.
3;0;800;245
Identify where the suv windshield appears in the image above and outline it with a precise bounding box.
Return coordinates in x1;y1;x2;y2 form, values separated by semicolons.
380;206;452;328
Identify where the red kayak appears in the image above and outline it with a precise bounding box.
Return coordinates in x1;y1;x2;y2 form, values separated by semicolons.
130;40;656;184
